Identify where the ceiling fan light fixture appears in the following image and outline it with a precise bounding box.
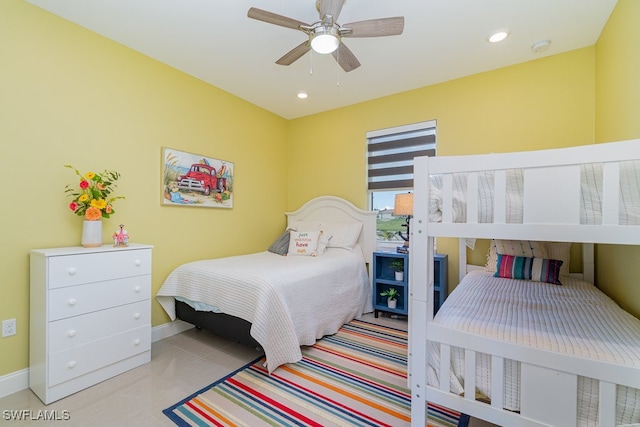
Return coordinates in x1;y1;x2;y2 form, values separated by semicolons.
247;4;404;73
310;26;340;54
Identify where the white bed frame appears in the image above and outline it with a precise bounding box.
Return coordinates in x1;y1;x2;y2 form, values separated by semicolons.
409;140;640;426
285;195;377;284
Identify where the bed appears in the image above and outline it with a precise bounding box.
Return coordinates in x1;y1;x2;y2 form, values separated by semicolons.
409;140;640;427
156;196;377;373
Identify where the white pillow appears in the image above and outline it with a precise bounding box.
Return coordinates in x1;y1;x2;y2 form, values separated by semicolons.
323;222;363;249
287;220;322;232
287;231;321;256
287;220;362;250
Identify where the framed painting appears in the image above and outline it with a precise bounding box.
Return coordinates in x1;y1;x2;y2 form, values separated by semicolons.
162;147;234;208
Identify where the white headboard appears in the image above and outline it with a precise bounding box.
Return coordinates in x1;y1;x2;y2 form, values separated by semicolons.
285;196;377;268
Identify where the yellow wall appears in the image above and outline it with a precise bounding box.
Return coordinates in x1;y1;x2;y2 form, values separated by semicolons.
288;47;596;293
594;0;640;316
0;1;288;377
288;47;595;211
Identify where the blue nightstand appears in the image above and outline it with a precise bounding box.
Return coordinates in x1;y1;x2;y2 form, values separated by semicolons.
373;252;408;317
372;251;448;317
433;253;448;314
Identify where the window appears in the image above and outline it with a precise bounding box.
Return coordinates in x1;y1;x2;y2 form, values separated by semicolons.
367;121;436;247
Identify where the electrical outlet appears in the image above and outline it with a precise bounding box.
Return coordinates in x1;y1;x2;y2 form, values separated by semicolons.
2;318;16;337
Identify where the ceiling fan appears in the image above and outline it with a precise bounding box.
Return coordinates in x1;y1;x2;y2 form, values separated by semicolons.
247;0;404;72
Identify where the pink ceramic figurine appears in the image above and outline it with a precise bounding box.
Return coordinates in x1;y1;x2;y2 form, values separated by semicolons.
113;224;129;247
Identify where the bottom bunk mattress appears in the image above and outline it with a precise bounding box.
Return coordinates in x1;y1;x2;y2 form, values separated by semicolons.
156;247;371;373
428;270;640;425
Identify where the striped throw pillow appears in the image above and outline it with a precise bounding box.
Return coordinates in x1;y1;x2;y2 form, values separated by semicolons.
267;230;291;256
494;254;564;285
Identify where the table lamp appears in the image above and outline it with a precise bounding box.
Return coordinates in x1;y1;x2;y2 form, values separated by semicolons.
394;193;413;249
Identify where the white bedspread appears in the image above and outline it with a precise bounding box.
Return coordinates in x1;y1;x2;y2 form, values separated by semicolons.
428;270;640;425
156;247;371;373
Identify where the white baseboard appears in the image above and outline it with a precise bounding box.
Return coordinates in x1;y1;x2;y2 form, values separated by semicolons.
0;321;194;399
0;369;28;400
151;319;194;342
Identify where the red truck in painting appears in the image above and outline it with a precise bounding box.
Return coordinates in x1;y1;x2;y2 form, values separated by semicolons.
177;163;226;196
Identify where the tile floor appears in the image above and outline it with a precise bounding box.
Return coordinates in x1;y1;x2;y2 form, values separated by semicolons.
0;313;497;426
0;313;403;426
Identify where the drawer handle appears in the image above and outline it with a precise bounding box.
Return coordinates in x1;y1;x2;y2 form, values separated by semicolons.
67;330;76;337
134;313;141;320
133;339;141;346
68;267;77;275
68;361;77;369
135;259;142;266
134;286;141;293
68;298;77;306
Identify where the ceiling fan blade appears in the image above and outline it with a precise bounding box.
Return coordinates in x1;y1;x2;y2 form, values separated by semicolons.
247;7;308;30
332;42;361;72
318;0;345;22
342;17;405;38
276;41;311;66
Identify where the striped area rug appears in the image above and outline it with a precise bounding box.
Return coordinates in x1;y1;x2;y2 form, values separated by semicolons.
164;319;466;427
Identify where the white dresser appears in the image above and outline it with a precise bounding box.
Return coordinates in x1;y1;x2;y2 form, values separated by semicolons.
29;244;153;404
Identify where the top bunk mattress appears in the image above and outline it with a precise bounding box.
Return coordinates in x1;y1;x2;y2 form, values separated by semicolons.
428;161;640;225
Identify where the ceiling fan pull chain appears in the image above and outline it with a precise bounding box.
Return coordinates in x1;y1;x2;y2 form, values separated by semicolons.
336;53;340;87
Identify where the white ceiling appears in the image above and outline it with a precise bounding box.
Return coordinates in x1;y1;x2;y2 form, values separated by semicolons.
26;0;618;120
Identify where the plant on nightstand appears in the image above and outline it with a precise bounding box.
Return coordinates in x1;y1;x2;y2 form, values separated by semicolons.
390;259;404;281
380;287;400;309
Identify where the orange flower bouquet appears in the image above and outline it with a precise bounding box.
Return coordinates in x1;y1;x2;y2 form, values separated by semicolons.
65;165;124;220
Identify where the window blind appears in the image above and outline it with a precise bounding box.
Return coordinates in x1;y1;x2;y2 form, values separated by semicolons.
367;121;436;190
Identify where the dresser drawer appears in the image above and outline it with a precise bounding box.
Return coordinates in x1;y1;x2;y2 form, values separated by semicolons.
48;300;150;353
48;326;150;386
47;249;151;289
49;276;150;321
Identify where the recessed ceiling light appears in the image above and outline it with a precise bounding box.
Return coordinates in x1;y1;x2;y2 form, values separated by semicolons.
297;92;308;99
487;30;510;43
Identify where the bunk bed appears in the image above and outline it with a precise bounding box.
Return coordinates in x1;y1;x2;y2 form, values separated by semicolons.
409;140;640;426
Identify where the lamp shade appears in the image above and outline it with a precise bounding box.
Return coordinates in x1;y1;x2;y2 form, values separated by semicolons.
394;193;413;216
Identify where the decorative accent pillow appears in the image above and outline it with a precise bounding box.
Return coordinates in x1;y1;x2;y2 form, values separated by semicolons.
546;242;571;278
287;231;321;256
485;239;549;272
485;239;572;278
267;230;291;256
316;231;332;255
494;254;564;285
